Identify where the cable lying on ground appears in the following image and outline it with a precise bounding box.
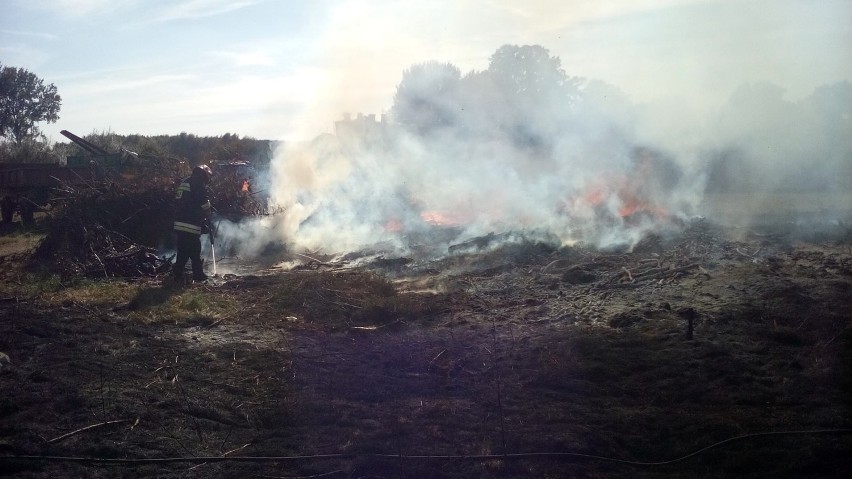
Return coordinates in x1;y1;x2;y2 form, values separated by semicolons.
2;429;851;467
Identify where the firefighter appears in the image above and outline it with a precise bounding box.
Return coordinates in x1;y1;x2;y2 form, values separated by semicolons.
172;164;213;282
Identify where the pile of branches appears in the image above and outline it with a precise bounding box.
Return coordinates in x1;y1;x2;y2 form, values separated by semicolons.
208;170;270;221
33;216;173;278
31;159;182;278
32;157;277;278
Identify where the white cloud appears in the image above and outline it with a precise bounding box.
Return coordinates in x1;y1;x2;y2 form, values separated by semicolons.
54;64;320;139
154;0;260;22
209;49;277;67
483;0;707;30
23;0;135;18
0;29;57;40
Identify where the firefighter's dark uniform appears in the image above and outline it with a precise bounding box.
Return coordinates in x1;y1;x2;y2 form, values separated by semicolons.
173;169;212;281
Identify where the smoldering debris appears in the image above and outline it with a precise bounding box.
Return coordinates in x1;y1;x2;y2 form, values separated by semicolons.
353;215;850;287
247;51;850;260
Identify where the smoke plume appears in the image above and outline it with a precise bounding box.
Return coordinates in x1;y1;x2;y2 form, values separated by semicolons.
217;48;851;262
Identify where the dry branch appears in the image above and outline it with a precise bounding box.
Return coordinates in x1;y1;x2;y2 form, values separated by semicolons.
47;419;132;444
222;443;252;456
541;259;572;273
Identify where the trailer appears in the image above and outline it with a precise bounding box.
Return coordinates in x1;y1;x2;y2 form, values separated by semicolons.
0;162;98;224
0;130;136;225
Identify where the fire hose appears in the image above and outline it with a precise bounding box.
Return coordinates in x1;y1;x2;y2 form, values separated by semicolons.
205;215;218;277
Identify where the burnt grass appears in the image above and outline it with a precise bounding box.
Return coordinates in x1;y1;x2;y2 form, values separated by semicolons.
1;222;852;478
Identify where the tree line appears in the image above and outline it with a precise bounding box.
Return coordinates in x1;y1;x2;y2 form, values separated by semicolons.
389;45;852;191
3;44;850;189
0;62;273;167
390;44;589;151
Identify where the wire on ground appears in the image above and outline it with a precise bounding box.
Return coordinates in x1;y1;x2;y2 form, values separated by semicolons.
2;429;850;467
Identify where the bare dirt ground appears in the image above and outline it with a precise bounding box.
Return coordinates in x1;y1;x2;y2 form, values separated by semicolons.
1;219;851;478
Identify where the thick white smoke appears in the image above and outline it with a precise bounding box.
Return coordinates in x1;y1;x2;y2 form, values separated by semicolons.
262;103;690;255
215;51;850;262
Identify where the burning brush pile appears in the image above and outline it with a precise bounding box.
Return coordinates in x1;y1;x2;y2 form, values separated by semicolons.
31;158;269;279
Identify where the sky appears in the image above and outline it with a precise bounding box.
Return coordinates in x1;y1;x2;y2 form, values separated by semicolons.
2;0;851;143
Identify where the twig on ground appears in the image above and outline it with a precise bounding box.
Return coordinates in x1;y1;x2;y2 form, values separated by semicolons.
90;244;108;277
429;349;446;365
541;259;571;273
47;419;132;444
223;443;252;456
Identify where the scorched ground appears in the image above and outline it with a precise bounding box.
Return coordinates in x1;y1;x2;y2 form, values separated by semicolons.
0;219;850;478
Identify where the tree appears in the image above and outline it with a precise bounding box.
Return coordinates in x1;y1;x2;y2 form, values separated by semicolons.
0;63;61;144
487;45;581;107
804;80;852;134
390;61;462;134
485;45;582;149
454;70;504;138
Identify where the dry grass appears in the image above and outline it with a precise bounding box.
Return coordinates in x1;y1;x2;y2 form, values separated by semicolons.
222;269;455;330
0;230;44;257
1;223;850;478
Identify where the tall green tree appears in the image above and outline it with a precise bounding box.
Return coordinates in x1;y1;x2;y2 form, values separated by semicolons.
0;63;62;144
486;45;582;149
487;45;578;104
391;61;462;134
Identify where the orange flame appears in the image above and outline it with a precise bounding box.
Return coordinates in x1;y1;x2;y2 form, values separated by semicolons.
570;167;668;220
